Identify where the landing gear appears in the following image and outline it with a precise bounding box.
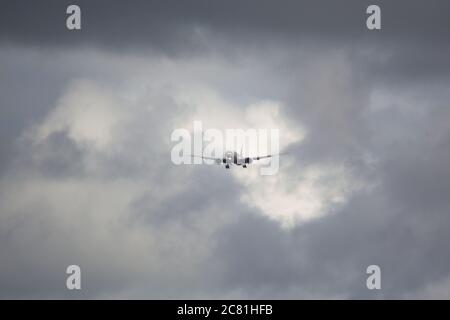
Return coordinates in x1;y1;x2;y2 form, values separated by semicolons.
225;164;230;169
243;165;247;168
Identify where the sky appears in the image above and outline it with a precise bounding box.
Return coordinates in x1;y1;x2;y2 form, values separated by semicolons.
1;0;450;299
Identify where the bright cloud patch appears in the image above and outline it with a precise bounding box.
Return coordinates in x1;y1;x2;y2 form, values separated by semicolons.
25;69;361;229
236;160;363;228
31;80;129;151
171;85;360;227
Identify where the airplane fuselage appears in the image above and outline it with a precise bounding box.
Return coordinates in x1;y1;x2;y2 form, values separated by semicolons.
222;151;252;168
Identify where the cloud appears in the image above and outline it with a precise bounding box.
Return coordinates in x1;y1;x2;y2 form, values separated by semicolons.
238;161;365;228
1;1;450;299
31;80;129;151
3;1;450;52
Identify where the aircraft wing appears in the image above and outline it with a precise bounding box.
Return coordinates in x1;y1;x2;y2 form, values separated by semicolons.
190;155;222;164
191;155;220;160
252;155;273;160
252;152;287;160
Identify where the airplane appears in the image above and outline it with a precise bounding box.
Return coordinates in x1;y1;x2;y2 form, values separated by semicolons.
191;150;280;169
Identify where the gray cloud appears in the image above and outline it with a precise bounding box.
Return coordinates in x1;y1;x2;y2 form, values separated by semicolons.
2;1;450;50
1;0;450;299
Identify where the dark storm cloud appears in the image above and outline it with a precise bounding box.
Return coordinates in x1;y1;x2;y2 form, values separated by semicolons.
213;129;450;299
1;0;450;299
1;0;450;50
0;48;70;175
2;0;450;88
130;167;245;226
212;69;450;298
